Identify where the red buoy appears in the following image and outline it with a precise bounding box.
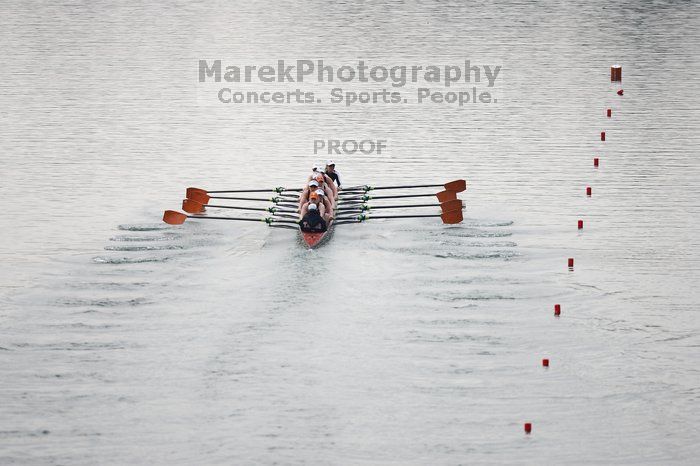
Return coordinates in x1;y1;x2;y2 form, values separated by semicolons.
586;186;592;196
594;157;599;167
554;304;561;316
601;131;606;141
607;108;612;117
617;89;624;96
578;220;584;230
568;257;574;268
524;423;532;434
542;358;550;367
611;65;622;82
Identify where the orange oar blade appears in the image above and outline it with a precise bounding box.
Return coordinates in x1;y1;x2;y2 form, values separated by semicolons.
182;199;205;213
188;190;211;204
186;187;207;198
441;208;463;224
444;179;467;192
440;199;463;212
436;190;457;202
163;210;188;225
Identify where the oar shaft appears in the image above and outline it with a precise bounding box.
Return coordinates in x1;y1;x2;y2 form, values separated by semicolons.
343;193;437;200
369;213;442;219
334;212;452;225
336;213;442;221
206;204;268;212
271;212;299;220
209;195;272;202
188;215;298;225
342;179;465;194
189;215;261;222
206;188;302;194
208;195;298;207
344;183;442;192
337;202;438;212
271;207;300;213
205;202;298;210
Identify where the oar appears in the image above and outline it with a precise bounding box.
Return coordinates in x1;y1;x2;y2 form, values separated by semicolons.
335;208;463;225
268;224;300;231
268;195;461;215
337;199;462;213
163;210;298;226
342;179;466;194
187;186;302;197
188;190;297;207
270;212;300;220
182;199;282;214
341;190;457;203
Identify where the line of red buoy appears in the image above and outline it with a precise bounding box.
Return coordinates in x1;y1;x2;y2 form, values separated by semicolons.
528;66;623;436
529;66;623;435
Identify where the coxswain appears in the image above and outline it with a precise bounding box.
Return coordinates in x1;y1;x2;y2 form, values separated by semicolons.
299;202;327;232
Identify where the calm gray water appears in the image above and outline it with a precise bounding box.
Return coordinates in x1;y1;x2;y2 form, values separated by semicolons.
1;1;700;464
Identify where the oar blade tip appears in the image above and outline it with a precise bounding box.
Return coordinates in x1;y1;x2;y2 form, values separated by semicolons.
187;190;211;204
436;190;458;202
182;199;205;214
445;179;467;192
186;187;207;198
441;209;463;224
440;199;463;212
163;210;187;225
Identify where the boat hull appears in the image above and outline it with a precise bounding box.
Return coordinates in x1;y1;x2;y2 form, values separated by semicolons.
300;219;333;248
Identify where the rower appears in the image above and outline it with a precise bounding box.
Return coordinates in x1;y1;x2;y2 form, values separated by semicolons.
325;160;341;188
298;179;320;210
307;167;338;199
308;165;324;181
299;191;326;213
299;192;326;221
299;202;327;232
314;188;334;221
316;172;337;200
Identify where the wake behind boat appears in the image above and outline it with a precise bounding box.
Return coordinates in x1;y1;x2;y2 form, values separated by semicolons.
163;163;466;249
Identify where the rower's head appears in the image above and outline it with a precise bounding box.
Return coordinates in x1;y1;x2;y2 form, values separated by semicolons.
326;160;335;172
309;192;320;203
314;188;325;198
308;180;319;189
315;174;324;184
308;202;318;211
